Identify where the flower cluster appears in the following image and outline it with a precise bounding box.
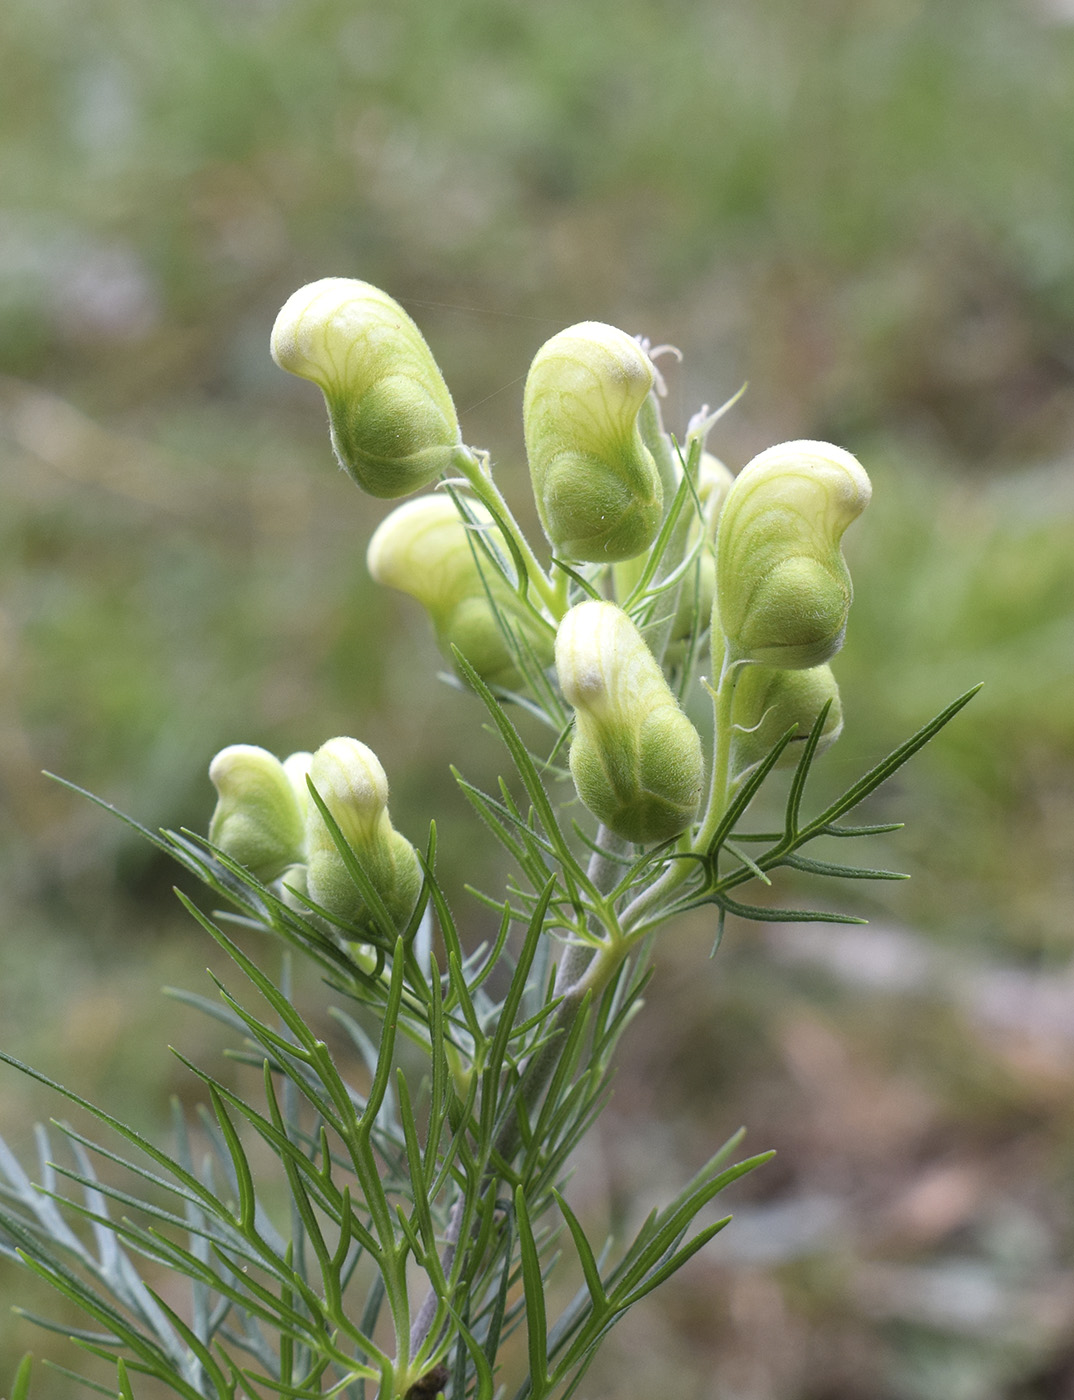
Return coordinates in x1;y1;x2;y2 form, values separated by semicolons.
216;278;870;903
209;736;421;942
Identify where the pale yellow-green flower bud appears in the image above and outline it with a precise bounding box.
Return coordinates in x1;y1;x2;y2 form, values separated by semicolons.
524;322;663;562
282;751;313;814
305;737;422;934
671;451;736;643
208;745;306;882
556;600;703;844
367;495;553;688
729;663;843;776
698;450;735;517
271;278;461;499
279;861;310;916
714;440;871;669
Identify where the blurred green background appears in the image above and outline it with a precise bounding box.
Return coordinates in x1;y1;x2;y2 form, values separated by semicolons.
2;0;1074;1394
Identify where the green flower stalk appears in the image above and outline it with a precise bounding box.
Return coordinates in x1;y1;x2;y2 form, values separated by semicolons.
305;736;422;933
524;322;663;562
714;440;871;670
729;662;844;777
271;278;461;498
208;744;306;882
367;494;553;688
556;600;704;844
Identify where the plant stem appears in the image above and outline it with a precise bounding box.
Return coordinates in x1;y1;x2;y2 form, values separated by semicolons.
552;826;627;993
407;828;628;1363
453;447;564;618
693;641;739;856
408;1199;464;1358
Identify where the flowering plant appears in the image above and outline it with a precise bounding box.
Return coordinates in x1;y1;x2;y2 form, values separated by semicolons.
0;281;975;1400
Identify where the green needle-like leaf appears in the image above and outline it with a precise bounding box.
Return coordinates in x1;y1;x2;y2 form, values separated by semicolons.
303;780;405;951
552;1191;606;1311
117;1358;135;1400
704;729;796;862
780;852;907;880
784;701;833;839
804;685;982;836
480;879;556;1146
452;649;593;897
620;470;694;610
709;891;867;925
11;1353;33;1400
208;1085;257;1235
514;1187;549;1397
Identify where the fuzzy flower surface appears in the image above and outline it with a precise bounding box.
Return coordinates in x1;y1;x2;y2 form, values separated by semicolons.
271;278;461;498
557;600;703;844
714;440;871;670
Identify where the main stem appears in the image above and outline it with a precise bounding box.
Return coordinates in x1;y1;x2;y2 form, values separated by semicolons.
408;827;629;1363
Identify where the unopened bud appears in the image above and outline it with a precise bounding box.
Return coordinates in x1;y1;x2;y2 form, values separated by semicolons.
305;737;421;934
282;751;313;819
714;441;870;669
271;279;461;499
556;600;703;844
729;664;843;775
524;323;663;562
209;745;306;882
367;495;553;687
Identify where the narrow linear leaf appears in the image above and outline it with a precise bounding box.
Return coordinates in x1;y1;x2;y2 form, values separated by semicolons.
704;730;796;861
480;1206;515;1372
172;893;321;1056
208;1085;257;1234
821;821;905;838
724;840;772;885
549;558;602;601
706;891;868;925
618;1217;732;1309
780;853;908;881
784;701;833;839
443;1303;496;1400
43;775;174;859
553;1192;606;1310
11;1247;201;1400
514;1188;549;1396
454;773;531;870
451;649;592;895
481;879;556;1143
358;937;407;1134
303;779;401;951
610;1151;773;1302
806;685;982;835
395;1072;438;1262
11;1353;33;1400
43;1362;118;1397
43;1124;265;1266
621;471;694;608
140;1286;231;1397
10;1312;119;1347
117;1357;135;1400
0;1051;241;1244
